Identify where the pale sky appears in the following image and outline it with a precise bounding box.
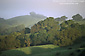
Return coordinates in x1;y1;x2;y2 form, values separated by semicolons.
0;0;85;19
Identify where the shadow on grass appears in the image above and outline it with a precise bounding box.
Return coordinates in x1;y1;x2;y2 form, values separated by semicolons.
0;46;58;56
29;47;58;56
0;50;29;56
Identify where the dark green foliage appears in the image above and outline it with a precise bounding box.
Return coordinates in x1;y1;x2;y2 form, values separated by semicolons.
55;27;81;46
60;20;75;30
72;14;83;21
61;16;68;21
80;45;85;48
56;52;60;56
0;51;1;54
24;28;30;34
31;17;60;33
69;52;75;56
55;17;61;21
78;50;85;56
53;19;84;46
0;33;21;50
30;17;60;45
30;17;85;46
76;49;81;52
55;16;67;21
0;32;31;51
80;24;85;37
68;47;72;50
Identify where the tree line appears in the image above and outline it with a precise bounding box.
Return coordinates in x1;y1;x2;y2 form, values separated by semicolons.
0;14;85;51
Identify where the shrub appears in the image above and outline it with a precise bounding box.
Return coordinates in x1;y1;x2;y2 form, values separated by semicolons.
69;52;75;56
76;49;81;52
80;45;85;48
78;50;85;56
0;51;2;54
56;52;60;56
68;47;72;50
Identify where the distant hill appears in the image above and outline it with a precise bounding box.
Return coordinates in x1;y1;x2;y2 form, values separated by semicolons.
0;12;46;35
0;18;11;30
7;12;46;28
0;24;25;35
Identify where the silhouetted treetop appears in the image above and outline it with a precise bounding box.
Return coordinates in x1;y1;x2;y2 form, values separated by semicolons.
72;14;83;21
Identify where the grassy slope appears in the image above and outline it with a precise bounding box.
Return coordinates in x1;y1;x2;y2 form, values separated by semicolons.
7;15;46;27
0;43;85;56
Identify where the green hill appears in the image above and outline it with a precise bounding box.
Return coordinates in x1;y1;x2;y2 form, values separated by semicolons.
7;12;46;27
0;18;10;29
0;12;46;28
0;12;46;35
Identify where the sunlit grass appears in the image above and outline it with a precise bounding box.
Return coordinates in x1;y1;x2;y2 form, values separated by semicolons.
33;44;59;48
0;44;85;56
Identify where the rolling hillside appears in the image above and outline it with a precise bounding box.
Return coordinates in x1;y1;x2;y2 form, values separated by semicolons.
0;43;85;56
0;12;46;35
7;12;46;27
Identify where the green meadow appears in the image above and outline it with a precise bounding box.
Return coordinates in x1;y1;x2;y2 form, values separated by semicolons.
0;43;85;56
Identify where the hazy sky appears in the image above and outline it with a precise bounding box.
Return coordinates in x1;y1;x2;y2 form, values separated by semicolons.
0;0;85;19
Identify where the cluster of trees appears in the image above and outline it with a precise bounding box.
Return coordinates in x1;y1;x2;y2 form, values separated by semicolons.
72;14;83;21
55;16;68;21
0;28;31;51
30;17;85;46
30;17;60;45
0;14;85;51
55;20;84;46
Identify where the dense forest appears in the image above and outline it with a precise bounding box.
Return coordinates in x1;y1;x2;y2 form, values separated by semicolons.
0;14;85;51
